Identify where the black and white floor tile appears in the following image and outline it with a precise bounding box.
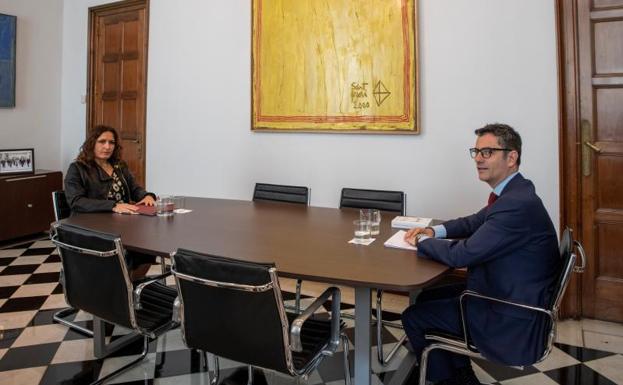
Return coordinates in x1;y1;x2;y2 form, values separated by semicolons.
1;237;622;385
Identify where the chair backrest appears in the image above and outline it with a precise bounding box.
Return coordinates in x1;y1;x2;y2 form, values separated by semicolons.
51;223;135;329
536;227;582;363
172;249;295;375
550;227;579;312
52;190;71;221
253;183;309;205
339;187;406;215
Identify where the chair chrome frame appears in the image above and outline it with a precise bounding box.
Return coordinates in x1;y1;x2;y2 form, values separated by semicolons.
171;259;351;385
51;191;95;337
375;290;409;364
417;229;587;385
50;225;178;385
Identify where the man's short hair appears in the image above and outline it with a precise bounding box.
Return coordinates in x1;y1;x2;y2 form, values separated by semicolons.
474;123;522;166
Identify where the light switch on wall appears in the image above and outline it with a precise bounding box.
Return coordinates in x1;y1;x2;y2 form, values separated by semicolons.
80;94;86;104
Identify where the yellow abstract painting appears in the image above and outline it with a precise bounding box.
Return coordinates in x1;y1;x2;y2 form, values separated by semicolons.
252;0;419;133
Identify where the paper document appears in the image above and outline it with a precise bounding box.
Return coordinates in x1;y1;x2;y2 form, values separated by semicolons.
174;209;192;214
384;230;417;251
391;216;432;229
348;238;375;246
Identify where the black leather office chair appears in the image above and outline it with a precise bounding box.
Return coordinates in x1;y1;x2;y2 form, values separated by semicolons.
51;223;178;385
339;187;405;214
339;187;407;364
51;191;95;337
253;183;310;205
417;227;587;385
253;182;310;313
171;248;351;385
52;190;71;222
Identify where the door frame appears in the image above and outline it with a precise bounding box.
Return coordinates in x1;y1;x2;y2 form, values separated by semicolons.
557;0;584;318
86;0;150;180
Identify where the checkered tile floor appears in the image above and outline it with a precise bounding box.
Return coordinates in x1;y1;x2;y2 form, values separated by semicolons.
1;236;622;384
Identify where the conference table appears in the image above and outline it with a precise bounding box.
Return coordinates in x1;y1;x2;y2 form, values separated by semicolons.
62;197;449;385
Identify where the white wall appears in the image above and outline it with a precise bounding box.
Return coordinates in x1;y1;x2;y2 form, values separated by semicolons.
61;0;560;225
0;0;63;171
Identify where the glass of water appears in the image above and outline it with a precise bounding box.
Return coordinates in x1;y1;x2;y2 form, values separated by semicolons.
156;196;174;217
360;209;381;236
353;219;371;241
171;196;185;211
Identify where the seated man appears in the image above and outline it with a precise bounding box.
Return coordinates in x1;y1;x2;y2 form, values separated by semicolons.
402;123;560;385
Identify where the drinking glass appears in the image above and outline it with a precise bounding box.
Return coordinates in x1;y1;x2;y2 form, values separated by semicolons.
156;196;174;217
360;209;381;236
353;219;371;241
172;196;185;210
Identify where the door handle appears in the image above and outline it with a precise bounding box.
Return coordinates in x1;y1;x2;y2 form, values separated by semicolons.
581;120;594;177
136;136;142;159
584;141;602;153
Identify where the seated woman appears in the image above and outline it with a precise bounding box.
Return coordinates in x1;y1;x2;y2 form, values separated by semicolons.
65;125;157;280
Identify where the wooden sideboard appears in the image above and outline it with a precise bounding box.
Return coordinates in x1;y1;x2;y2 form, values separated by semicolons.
0;170;62;242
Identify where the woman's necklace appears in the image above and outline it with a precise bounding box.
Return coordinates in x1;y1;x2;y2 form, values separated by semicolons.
96;161;114;176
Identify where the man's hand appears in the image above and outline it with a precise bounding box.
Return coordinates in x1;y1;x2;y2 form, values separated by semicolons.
136;196;155;206
113;203;139;214
404;227;434;246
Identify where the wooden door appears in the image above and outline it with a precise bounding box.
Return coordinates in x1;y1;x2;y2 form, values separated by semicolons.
559;0;623;322
87;0;149;187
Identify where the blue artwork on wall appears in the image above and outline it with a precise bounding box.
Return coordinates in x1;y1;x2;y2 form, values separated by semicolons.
0;14;16;108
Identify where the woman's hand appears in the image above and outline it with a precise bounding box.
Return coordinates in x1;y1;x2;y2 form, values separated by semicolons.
137;195;155;206
404;227;434;246
113;203;139;214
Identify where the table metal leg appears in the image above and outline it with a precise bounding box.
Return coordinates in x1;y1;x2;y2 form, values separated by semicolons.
354;287;372;385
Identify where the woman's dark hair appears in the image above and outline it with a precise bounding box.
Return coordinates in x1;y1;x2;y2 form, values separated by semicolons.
76;125;123;165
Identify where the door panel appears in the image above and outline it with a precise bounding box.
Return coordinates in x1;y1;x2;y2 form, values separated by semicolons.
594;21;623;74
88;0;149;187
597;223;623;278
578;1;623;322
596;89;623;141
596;157;623;209
594;0;623;7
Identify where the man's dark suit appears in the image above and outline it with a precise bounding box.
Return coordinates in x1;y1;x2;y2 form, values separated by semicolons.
402;173;560;381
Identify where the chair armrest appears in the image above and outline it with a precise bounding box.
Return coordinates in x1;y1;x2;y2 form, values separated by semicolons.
133;271;173;310
133;271;172;285
172;296;181;323
459;290;553;316
425;331;475;350
458;290;554;352
290;286;341;353
573;240;587;273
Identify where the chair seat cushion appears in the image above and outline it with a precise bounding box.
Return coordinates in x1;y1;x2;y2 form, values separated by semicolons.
286;313;345;370
135;281;177;331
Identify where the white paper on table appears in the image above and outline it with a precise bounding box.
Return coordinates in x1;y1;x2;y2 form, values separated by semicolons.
391;216;433;229
384;230;417;251
348;237;376;246
174;209;193;214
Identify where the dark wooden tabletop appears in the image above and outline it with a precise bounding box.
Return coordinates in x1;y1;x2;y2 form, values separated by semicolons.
61;197;449;291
